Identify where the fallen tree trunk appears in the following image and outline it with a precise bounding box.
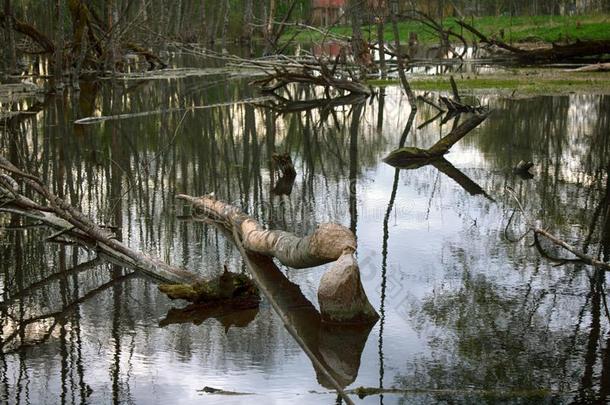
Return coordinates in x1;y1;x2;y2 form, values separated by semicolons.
176;194;358;269
176;194;379;324
0;157;200;284
456;20;610;63
384;112;490;163
570;62;610;72
226;233;373;395
251;69;372;96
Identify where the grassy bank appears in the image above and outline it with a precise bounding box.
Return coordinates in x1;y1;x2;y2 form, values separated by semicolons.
368;70;610;95
291;14;610;45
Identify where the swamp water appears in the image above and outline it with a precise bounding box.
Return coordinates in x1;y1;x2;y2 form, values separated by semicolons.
0;70;609;404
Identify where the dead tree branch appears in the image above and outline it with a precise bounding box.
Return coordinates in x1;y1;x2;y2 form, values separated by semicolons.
0;156;200;284
384;111;490;163
506;187;610;271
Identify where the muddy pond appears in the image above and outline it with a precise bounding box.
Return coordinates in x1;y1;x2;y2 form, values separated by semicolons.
1;59;609;404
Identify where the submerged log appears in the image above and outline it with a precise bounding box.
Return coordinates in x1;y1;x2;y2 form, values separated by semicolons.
159;267;259;304
176;194;379;324
384;112;490;163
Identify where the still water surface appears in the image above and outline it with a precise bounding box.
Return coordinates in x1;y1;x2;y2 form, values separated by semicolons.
0;67;609;404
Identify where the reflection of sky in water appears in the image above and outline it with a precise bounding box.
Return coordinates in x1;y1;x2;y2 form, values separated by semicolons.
0;78;609;404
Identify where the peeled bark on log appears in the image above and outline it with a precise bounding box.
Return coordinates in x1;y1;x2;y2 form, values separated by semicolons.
384;112;490;163
317;252;378;323
177;194;357;269
177;194;379;324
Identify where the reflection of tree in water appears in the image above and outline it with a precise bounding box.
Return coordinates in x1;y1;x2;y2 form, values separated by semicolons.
2;74;610;402
377;95;610;403
398;261;610;403
0;75;392;402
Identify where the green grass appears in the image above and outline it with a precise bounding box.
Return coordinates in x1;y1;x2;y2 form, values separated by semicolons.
367;71;610;95
289;14;610;45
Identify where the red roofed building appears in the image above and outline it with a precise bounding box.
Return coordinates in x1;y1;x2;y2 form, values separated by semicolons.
311;0;389;26
311;0;347;26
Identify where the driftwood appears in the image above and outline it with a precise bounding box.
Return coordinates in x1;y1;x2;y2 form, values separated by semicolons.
0;155;376;325
179;209;377;403
176;194;379;324
384;112;490;163
439;76;488;115
261;93;369;114
513;160;535;179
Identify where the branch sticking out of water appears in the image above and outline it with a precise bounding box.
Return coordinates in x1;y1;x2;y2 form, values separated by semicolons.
506;187;610;271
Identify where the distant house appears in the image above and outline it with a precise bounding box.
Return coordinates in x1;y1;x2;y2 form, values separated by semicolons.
311;0;346;26
311;0;389;26
311;0;454;26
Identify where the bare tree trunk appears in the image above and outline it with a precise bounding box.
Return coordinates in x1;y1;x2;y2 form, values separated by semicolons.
242;0;254;53
221;0;229;54
262;0;277;55
54;0;65;90
199;0;207;44
266;0;276;40
140;0;147;22
389;0;416;107
207;1;220;45
376;12;386;78
174;0;182;38
4;0;17;74
105;0;118;73
350;0;367;70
